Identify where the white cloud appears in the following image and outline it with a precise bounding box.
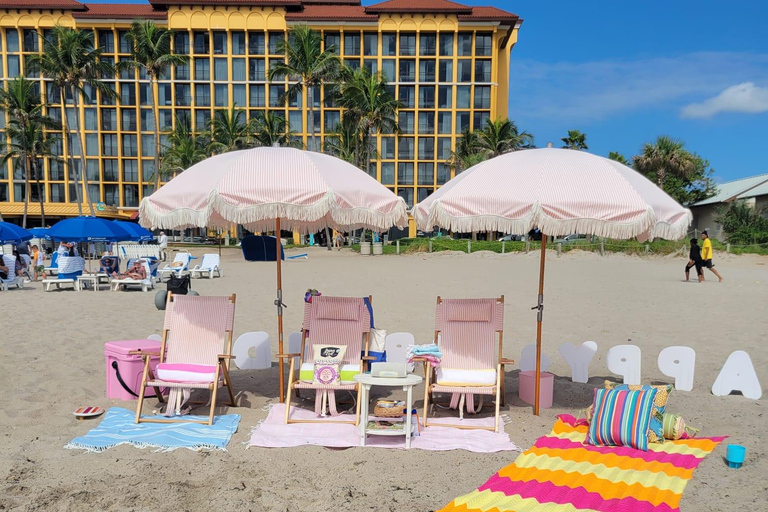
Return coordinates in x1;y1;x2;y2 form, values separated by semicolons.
507;52;768;122
681;82;768;118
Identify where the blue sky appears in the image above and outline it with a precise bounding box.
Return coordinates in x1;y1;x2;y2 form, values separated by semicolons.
94;0;767;182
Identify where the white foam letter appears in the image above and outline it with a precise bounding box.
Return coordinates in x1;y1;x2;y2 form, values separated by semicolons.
658;346;696;391
233;331;271;370
520;344;550;372
712;351;762;400
559;341;598;383
606;345;641;385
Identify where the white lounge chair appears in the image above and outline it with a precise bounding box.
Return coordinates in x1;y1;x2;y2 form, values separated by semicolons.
41;255;84;291
1;255;25;291
43;252;59;276
158;252;191;280
110;259;155;292
190;253;222;279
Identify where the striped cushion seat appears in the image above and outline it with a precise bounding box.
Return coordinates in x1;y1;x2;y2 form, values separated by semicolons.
156;363;216;383
293;381;357;391
431;384;497;395
587;388;658;451
146;380;217;389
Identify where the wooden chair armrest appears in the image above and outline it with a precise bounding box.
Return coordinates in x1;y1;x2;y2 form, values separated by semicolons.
361;356;377;361
276;353;301;359
129;351;161;357
217;354;235;359
410;356;428;362
500;358;515;366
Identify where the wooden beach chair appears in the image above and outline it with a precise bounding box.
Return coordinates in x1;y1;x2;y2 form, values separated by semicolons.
422;296;512;433
282;296;372;426
134;293;237;425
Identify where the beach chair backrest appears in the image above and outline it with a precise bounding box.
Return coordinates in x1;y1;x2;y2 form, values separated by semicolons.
202;253;219;270
435;297;504;370
302;296;370;366
169;252;190;269
1;255;15;281
50;251;59;268
163;294;236;365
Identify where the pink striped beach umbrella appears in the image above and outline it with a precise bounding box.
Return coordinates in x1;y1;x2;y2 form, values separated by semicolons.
413;148;692;414
139;147;408;400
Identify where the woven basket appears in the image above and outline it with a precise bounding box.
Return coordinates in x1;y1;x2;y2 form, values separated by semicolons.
373;400;405;418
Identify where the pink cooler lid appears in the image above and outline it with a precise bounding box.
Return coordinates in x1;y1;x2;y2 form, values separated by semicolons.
104;339;162;355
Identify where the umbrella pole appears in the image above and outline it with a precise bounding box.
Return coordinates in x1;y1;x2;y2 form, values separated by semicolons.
275;218;286;402
534;234;547;416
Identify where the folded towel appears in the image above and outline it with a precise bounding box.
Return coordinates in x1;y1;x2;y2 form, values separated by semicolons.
407;344;443;358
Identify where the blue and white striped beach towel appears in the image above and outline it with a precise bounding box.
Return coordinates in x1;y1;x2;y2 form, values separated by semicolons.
65;407;241;453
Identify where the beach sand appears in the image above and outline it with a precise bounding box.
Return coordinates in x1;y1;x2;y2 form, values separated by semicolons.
2;247;766;511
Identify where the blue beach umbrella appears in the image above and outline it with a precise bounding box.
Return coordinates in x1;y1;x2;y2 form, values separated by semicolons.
112;220;154;242
48;216;132;242
29;227;51;239
0;222;33;244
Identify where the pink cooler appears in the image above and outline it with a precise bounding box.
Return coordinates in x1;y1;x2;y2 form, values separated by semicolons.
105;339;163;400
518;370;554;409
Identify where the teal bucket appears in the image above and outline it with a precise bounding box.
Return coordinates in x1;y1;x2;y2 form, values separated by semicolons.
726;444;746;469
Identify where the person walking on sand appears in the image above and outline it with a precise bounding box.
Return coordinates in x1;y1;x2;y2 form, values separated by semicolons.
700;230;723;282
685;238;704;282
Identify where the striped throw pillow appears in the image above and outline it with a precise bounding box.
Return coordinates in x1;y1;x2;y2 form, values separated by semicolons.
587;388;658;451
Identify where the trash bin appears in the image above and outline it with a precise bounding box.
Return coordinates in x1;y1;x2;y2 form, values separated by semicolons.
104;339;164;400
360;242;371;255
518;370;554;409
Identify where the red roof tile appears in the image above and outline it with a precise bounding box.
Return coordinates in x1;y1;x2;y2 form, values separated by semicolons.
459;6;519;22
287;4;375;21
366;0;471;13
149;0;300;5
74;3;167;19
3;0;85;9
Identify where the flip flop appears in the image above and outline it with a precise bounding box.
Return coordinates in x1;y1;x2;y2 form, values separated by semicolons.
73;406;105;420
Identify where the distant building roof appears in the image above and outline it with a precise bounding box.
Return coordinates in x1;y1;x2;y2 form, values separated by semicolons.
75;3;166;19
3;0;85;9
366;0;471;13
692;173;768;207
286;4;376;21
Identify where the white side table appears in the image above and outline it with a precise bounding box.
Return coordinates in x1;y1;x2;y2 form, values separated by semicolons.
76;275;99;291
353;373;423;449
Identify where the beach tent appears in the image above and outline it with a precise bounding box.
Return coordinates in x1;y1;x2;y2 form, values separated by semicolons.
138;147;408;400
413;148;692;415
241;235;285;261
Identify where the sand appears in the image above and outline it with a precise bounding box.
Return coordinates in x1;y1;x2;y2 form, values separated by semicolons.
1;247;766;511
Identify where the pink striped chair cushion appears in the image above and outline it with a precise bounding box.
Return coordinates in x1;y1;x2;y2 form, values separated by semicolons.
302;296;370;367
435;298;503;370
163;295;235;365
156;363;217;383
315;300;360;321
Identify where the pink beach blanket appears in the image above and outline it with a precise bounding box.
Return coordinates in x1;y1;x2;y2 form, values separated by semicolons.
249;404;519;453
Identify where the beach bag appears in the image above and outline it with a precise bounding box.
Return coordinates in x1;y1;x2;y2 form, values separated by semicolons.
167;274;190;295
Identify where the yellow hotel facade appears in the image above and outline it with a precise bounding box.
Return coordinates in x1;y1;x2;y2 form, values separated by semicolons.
0;0;520;225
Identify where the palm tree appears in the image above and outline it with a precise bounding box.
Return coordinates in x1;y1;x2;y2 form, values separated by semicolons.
29;25;117;216
608;151;629;165
323;115;359;164
121;20;188;193
633;135;696;187
0;76;57;227
269;25;340;152
451;128;484;172
251;111;296;148
160;116;209;179
561;129;588;150
336;67;401;170
208;105;253;154
477;118;533;157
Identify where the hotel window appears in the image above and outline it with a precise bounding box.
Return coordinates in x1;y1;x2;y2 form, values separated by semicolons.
141;161;155;183
249;85;265;107
121;109;137;131
175;83;191;106
141;135;155;156
418;163;434;185
159;110;173;130
438;86;452;108
344;59;360;70
49;183;65;202
399;60;415;82
232;32;246;55
458;33;473;56
268;32;284;54
123;134;138;157
103;161;118;181
418;112;434;134
474;86;491;109
101;109;117;131
140;109;154;131
437;138;452;160
439;33;453;56
420;34;436;56
6;29;19;52
102;134;118;156
363;33;378;56
381;60;396;81
194;59;210;80
438;112;452;134
123;159;139;181
195;110;210;131
213;32;227;54
398;137;414;159
399;86;415;108
419;86;435;108
344;33;361;55
474;112;490;130
398;188;413;207
158;83;172;106
457;60;472;82
233;84;246;107
324;111;340;131
214;84;228;107
46;83;60;104
456;112;470;133
232;58;246;80
475;60;491;82
121;83;136;105
476;33;493;56
381;162;395;185
363;59;377;74
193;32;209;54
382;33;396;56
269;85;284;107
99;31;115;53
119;57;134;79
418;137;435;160
85;134;99;156
195;84;210;106
103;184;118;205
417;188;432;203
397;163;414;185
249;58;265;80
438;60;452;82
84;109;98;130
324;32;340;53
214;58;228;81
437;163;450;184
50;160;65;180
119;30;131;53
288;111;302;132
307;111;320;133
249;33;265;54
124;185;139;207
174;32;189;54
399;33;416;56
381;137;395;159
456;86;471;108
419;60;436;82
7;56;20;78
0;59;3;78
175;63;190;80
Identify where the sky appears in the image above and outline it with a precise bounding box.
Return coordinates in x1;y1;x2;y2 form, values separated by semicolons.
92;0;768;182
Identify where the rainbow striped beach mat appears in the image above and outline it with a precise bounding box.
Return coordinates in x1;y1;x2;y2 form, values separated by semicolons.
439;415;724;512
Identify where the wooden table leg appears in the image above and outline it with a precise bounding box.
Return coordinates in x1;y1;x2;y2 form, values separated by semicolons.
405;385;413;449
